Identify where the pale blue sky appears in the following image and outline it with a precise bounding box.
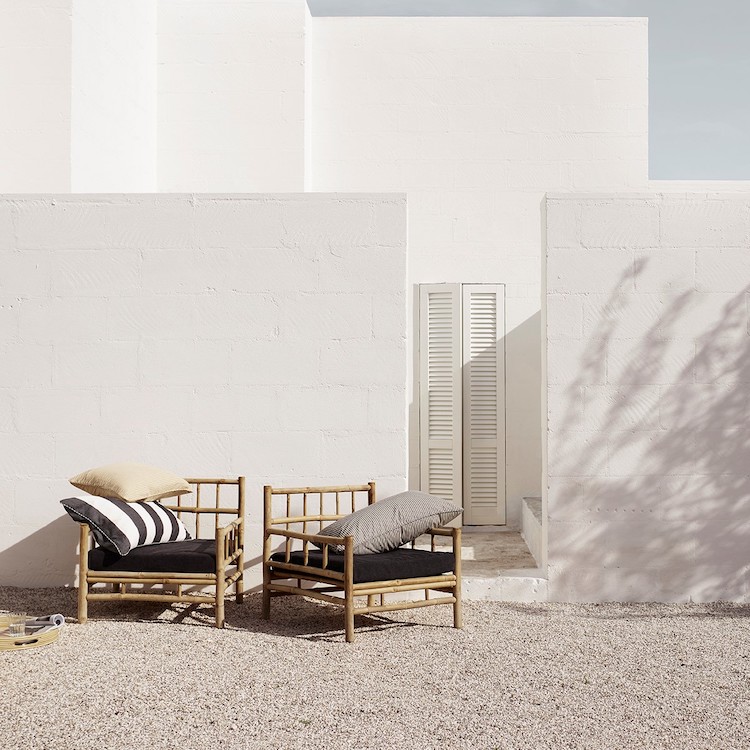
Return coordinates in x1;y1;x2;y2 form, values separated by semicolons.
309;0;750;180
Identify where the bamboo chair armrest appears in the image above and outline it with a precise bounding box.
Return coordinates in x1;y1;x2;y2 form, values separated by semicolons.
420;526;461;560
266;527;351;547
451;526;462;559
265;528;352;570
79;522;94;551
216;518;244;567
216;517;243;536
80;522;102;549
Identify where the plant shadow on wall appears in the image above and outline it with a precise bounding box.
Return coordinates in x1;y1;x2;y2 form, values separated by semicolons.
550;258;750;601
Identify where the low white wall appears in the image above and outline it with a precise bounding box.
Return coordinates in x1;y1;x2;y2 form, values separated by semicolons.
0;0;72;192
0;193;407;587
157;0;308;191
72;0;157;191
312;17;648;526
545;192;750;602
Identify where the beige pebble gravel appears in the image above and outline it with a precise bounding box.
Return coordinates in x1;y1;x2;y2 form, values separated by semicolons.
1;587;749;750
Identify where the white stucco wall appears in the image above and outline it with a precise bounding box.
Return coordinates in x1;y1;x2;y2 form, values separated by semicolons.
157;0;308;191
545;191;750;602
311;17;649;526
0;193;407;588
0;0;72;192
71;0;157;191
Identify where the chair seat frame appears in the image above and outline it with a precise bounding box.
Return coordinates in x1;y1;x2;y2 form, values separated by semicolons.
262;482;462;643
77;476;245;628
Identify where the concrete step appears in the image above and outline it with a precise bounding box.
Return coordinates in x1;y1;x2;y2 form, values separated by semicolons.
521;496;543;566
415;528;548;602
462;569;549;602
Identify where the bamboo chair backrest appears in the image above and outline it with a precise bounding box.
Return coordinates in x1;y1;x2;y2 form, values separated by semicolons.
164;477;245;539
264;482;376;539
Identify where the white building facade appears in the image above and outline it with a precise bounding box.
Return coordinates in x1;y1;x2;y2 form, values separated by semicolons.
1;1;744;601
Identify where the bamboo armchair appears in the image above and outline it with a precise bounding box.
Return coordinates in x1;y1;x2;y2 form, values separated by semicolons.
262;482;462;643
78;476;245;628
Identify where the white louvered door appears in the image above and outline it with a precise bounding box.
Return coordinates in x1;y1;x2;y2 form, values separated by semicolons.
419;284;463;507
419;283;505;525
462;284;505;525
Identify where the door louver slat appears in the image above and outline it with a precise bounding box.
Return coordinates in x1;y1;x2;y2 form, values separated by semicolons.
462;285;505;525
420;286;462;506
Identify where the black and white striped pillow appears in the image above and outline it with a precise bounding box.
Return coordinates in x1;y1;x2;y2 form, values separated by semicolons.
61;496;191;556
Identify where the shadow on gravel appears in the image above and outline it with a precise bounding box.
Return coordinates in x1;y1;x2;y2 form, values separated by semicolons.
0;588;456;642
573;603;750;621
501;601;750;621
4;587;749;640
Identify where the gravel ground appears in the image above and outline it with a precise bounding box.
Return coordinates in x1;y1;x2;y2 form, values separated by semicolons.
1;587;749;750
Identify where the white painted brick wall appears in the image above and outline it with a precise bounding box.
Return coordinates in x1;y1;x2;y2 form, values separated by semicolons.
157;0;308;191
545;192;750;602
0;193;407;587
312;17;648;527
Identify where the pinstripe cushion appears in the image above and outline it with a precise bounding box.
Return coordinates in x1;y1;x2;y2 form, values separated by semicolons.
61;495;191;556
317;491;462;554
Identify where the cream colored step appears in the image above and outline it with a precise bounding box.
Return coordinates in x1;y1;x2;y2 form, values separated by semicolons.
414;529;548;602
415;529;536;566
521;496;543;566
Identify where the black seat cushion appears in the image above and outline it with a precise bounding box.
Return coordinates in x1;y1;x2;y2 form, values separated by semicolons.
88;539;216;574
269;547;455;584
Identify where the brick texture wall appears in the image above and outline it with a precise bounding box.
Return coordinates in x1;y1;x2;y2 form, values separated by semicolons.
0;193;407;586
545;192;750;602
312;17;648;523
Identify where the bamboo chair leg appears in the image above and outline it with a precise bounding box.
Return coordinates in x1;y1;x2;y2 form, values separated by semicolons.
78;586;88;625
237;475;245;604
262;487;271;618
453;527;463;630
345;599;355;643
215;576;226;629
262;567;271;619
344;537;355;643
236;552;245;604
78;524;89;624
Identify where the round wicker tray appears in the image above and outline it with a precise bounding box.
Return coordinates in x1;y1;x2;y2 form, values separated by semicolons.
0;624;61;652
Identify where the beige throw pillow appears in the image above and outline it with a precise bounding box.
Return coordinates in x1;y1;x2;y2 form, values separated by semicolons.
69;462;191;503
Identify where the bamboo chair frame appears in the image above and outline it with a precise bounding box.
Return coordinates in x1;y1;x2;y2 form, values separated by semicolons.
78;476;245;628
262;481;462;643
